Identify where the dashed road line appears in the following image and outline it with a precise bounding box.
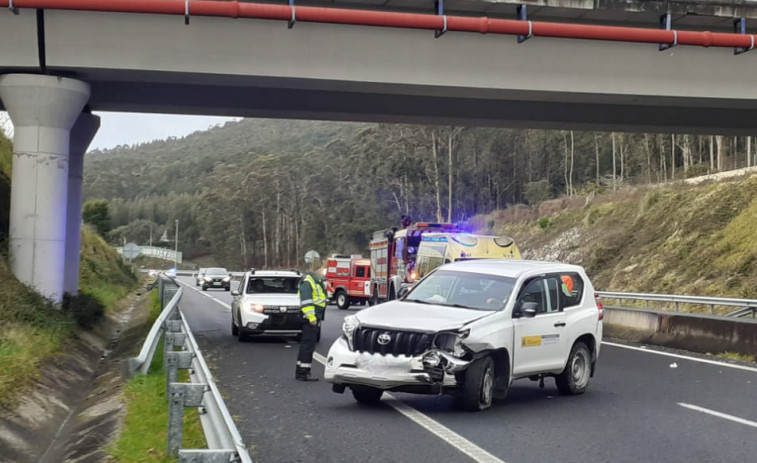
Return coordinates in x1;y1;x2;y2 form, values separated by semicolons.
678;403;757;429
312;352;507;463
603;342;757;373
177;279;231;310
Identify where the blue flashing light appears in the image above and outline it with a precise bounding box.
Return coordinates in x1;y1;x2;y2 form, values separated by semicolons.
422;236;448;242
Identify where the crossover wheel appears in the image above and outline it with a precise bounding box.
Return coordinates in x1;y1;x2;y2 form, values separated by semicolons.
556;342;591;395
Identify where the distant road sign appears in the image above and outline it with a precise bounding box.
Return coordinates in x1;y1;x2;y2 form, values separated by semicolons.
140;246;182;263
123;242;141;260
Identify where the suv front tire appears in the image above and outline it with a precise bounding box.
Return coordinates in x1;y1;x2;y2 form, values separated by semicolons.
461;356;495;411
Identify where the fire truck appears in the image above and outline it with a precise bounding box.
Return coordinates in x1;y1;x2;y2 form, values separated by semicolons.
324;254;372;310
369;222;461;304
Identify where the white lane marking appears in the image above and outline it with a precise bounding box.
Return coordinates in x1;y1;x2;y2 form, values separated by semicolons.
312;352;507;463
176;279;231;310
678;403;757;429
603;341;757;373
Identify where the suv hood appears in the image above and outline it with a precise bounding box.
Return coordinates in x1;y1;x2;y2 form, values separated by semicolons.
243;294;300;306
356;300;493;332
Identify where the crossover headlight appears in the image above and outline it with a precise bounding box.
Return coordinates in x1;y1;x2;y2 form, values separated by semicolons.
342;315;359;351
434;329;470;358
223;276;231;282
204;277;213;282
244;302;265;313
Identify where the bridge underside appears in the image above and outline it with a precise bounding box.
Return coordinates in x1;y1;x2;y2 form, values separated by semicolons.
0;67;751;136
3;8;757;135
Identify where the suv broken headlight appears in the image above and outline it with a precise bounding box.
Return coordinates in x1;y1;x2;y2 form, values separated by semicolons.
342;315;359;351
434;329;470;358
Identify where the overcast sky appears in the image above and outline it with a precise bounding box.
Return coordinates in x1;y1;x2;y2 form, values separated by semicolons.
1;111;240;151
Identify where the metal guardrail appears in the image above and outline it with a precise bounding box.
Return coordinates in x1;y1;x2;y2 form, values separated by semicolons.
597;291;757;318
123;276;253;463
121;279;181;376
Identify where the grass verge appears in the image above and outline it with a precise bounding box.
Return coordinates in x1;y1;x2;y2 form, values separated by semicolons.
715;351;756;363
107;289;206;462
0;226;137;406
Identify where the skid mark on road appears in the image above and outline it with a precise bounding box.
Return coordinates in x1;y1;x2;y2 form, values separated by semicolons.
312;352;507;463
678;403;757;429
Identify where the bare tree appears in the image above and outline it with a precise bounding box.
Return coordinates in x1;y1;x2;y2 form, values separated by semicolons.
447;127;463;223
716;135;724;171
644;134;652;183
594;133;601;185
611;132;617;190
748;136;752;168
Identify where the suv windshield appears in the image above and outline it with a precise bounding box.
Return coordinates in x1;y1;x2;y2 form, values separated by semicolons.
205;268;228;276
247;277;300;294
405;269;516;311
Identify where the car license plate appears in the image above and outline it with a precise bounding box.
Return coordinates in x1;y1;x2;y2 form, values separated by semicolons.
213;282;221;286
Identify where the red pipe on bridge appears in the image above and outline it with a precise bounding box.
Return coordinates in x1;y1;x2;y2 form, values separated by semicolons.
1;0;755;50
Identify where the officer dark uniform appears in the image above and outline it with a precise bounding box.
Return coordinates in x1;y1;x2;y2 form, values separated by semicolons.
295;251;327;381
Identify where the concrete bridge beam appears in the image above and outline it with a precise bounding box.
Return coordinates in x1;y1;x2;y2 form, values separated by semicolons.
0;74;90;303
63;113;100;296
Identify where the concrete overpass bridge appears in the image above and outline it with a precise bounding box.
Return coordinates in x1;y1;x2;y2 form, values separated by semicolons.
2;0;757;301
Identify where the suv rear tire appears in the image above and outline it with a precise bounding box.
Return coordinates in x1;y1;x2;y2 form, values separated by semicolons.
351;386;383;404
336;290;350;310
556;342;591;395
461;356;495;411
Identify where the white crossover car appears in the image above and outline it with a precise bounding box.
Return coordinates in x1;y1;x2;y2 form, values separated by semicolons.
231;270;321;341
325;260;603;411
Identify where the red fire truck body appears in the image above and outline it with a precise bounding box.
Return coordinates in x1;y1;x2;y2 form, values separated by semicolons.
324;254;371;310
369;222;460;304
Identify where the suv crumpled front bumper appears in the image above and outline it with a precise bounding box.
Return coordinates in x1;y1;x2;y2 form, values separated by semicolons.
324;337;469;390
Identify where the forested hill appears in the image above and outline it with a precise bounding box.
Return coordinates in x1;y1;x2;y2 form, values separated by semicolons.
83;117;756;270
84;119;367;200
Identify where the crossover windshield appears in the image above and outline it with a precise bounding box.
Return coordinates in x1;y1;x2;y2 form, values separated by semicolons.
405;270;515;311
247;277;300;294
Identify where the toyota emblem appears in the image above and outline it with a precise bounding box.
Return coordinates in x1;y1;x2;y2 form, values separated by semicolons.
377;333;391;345
279;306;287;313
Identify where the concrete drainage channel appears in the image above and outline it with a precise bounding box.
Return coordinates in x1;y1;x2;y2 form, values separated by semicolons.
0;290;152;463
123;276;253;463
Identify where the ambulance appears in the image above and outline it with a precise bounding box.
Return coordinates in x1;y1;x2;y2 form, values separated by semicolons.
414;233;521;280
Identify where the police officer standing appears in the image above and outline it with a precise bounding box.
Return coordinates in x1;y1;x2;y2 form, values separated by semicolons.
296;250;327;381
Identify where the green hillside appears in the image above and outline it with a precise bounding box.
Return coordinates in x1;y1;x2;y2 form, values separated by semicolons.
476;173;757;300
84;118;757;270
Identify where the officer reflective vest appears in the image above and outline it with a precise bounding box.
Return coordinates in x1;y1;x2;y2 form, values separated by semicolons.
299;274;327;323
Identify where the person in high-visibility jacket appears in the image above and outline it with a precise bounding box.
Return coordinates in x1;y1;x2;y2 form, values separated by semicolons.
296;250;327;381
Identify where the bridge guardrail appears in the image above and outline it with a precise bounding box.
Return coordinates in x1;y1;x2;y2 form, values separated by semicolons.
123;276;253;462
597;291;757;318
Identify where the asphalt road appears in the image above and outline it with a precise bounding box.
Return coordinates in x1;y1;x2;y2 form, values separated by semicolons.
175;276;757;463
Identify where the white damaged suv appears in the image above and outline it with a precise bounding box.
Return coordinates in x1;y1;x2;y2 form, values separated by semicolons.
324;260;603;411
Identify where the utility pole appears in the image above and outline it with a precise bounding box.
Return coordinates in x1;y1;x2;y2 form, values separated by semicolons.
174;219;179;271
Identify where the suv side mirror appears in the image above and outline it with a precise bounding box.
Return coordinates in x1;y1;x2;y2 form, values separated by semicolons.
398;286;410;299
514;301;538;318
231;290;240;297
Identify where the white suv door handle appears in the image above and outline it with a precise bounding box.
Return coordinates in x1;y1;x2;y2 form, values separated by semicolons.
554;322;566;327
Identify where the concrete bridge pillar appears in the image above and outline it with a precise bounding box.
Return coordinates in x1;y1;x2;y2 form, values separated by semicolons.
63;113;100;295
0;74;90;303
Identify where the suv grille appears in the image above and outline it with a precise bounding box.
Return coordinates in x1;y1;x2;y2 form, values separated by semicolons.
262;306;301;314
353;328;433;357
